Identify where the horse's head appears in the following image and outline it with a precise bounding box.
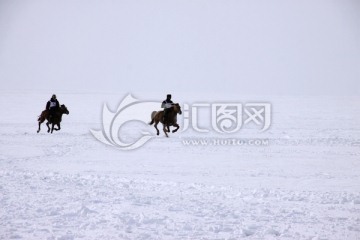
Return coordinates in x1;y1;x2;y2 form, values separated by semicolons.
60;104;70;115
173;103;182;115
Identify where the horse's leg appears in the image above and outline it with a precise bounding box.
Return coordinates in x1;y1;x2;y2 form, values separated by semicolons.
154;121;160;135
54;123;61;131
163;123;169;137
37;119;44;133
37;112;48;133
51;123;55;134
172;123;180;133
46;122;51;133
167;113;175;132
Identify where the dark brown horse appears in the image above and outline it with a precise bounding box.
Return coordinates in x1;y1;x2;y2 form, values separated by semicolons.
149;103;182;137
37;104;69;133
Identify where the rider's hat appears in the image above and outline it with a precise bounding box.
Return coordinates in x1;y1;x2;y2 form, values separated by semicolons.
52;94;56;99
167;94;171;99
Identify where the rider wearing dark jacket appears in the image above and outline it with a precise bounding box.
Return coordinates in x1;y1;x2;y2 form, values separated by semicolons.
46;94;60;120
161;94;173;123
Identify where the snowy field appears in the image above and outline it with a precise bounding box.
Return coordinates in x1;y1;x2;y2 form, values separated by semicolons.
1;92;360;240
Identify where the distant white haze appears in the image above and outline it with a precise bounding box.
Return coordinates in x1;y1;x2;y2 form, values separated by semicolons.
0;0;359;95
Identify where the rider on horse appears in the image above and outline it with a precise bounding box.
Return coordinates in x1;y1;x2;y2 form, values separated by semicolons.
161;94;173;123
150;95;181;137
46;94;60;121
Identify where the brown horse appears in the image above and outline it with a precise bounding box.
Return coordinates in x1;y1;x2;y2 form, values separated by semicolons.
37;104;69;133
149;103;182;137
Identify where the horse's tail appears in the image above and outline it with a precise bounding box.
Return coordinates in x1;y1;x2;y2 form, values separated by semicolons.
37;114;43;122
149;111;157;125
38;110;47;122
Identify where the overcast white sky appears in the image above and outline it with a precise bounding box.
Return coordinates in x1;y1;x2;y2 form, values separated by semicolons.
0;0;359;95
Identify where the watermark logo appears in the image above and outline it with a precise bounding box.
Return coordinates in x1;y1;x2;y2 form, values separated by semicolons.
212;103;243;133
90;94;159;150
91;94;272;150
244;103;271;131
182;103;271;133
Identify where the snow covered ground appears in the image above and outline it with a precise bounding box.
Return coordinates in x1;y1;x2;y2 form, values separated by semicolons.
1;92;360;239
